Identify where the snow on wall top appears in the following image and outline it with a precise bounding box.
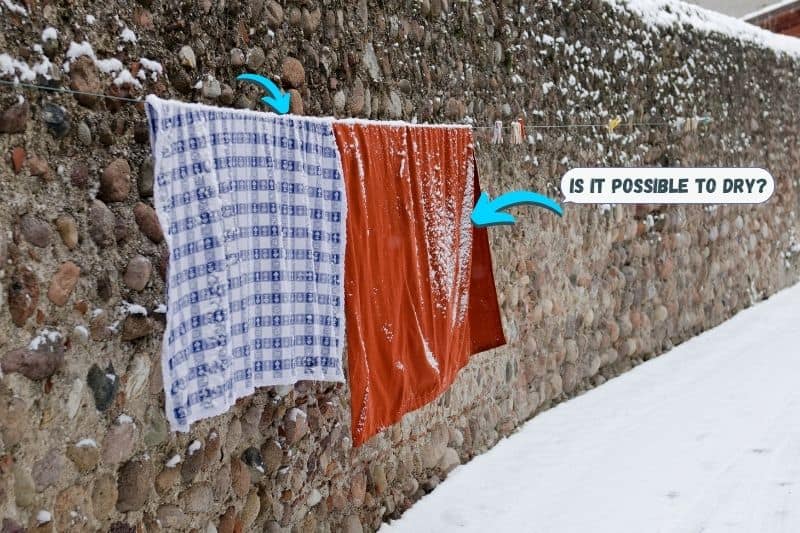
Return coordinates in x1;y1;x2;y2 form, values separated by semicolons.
606;0;800;57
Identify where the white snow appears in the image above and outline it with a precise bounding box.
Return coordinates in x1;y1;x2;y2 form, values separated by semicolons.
605;0;800;58
307;488;323;507
1;0;27;16
121;301;148;316
382;323;394;342
28;329;62;350
382;282;800;533
95;57;124;74
75;438;98;448
421;334;440;374
31;55;53;79
85;14;96;24
36;510;51;525
120;27;137;43
139;57;163;77
0;54;36;82
66;41;96;61
165;454;182;468
65;41;137;85
41;27;58;42
116;414;134;424
154;303;167;313
188;440;202;455
113;68;142;88
287;407;307;422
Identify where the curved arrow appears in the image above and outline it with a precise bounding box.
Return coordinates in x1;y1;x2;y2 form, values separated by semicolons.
471;190;563;228
236;73;291;114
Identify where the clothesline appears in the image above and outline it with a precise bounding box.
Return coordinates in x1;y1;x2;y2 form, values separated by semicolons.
0;78;711;131
471;122;677;130
0;78;143;103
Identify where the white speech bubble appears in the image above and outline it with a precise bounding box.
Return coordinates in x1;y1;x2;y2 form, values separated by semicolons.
561;168;775;205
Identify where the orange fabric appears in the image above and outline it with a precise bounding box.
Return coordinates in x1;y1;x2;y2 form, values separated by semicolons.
334;122;505;446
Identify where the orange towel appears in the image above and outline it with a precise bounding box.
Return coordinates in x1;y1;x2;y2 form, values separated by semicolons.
334;122;505;446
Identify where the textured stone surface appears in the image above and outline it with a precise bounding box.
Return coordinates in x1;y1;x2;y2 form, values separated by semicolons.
7;267;39;326
133;202;163;243
88;200;116;247
182;482;213;513
66;442;100;473
10;146;25;173
1;342;65;381
92;473;118;521
0;102;29;133
123;255;152;291
55;215;79;249
47;261;80;306
1;1;800;531
282;57;306;89
102;419;137;465
19;215;52;248
100;159;132;203
26;155;50;178
54;484;92;532
116;460;152;512
32;448;66;491
86;364;118;412
121;315;153;341
69;56;102;107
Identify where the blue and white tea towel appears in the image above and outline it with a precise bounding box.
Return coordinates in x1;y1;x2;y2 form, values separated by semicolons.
146;95;346;432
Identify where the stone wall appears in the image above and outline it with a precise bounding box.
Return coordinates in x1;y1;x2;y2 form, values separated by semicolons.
2;0;800;531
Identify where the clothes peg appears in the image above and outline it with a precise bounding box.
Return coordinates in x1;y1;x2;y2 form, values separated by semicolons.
509;120;523;145
491;120;503;144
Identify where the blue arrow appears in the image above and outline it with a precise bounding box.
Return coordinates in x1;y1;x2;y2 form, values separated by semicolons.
471;190;563;228
236;73;291;114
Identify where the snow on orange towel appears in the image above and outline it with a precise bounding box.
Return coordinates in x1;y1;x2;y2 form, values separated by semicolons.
334;121;505;446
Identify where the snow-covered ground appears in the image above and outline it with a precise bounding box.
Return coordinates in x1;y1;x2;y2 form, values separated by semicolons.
382;283;800;533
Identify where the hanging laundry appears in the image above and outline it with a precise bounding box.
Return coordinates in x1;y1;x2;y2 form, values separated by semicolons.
146;96;347;432
333;121;505;446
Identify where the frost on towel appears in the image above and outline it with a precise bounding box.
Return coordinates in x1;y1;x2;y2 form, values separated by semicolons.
146;96;346;432
334;121;505;446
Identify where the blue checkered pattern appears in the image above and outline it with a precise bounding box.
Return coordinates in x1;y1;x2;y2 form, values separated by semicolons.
146;96;346;432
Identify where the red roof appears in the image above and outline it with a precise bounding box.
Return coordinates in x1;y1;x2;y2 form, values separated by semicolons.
746;1;800;36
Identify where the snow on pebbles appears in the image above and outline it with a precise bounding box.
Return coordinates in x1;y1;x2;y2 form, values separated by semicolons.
0;24;162;87
603;0;800;58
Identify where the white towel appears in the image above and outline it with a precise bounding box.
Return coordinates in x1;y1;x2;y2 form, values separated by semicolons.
146;96;346;432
